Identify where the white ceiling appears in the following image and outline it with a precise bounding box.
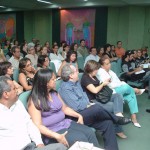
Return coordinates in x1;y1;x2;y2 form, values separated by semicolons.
0;0;150;12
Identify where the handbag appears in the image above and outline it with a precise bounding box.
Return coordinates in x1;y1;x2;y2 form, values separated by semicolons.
95;85;113;104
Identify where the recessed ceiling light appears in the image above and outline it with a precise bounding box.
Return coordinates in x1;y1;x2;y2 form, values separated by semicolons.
0;6;6;8
84;0;88;1
37;0;52;4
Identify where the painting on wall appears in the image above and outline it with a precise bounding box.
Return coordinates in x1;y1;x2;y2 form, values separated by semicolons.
60;9;96;48
0;14;16;43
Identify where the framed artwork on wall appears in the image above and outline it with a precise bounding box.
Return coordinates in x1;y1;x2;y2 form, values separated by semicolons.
60;9;95;48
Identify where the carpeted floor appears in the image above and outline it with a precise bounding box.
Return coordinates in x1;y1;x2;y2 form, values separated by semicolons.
97;92;150;150
118;92;150;150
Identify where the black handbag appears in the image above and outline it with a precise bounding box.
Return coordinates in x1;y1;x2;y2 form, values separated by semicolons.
95;85;113;104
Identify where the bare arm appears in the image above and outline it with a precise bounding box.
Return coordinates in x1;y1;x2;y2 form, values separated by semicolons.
28;99;69;147
58;94;83;124
86;80;110;94
18;73;32;91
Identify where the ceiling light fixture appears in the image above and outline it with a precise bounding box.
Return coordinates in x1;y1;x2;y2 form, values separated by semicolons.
84;0;88;1
0;6;6;8
37;0;52;4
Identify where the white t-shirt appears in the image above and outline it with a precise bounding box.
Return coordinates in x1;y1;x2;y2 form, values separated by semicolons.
0;100;43;150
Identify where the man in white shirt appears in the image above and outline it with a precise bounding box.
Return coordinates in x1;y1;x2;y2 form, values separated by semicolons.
50;45;64;73
26;45;38;66
8;46;23;69
0;76;66;150
84;47;100;66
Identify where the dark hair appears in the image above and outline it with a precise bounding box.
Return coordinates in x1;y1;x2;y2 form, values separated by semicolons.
99;55;110;66
70;43;78;50
37;55;49;68
84;60;100;74
117;41;122;45
60;41;66;46
11;46;19;53
52;45;58;49
0;62;12;76
65;50;77;63
104;44;111;52
31;68;55;111
122;50;133;61
80;39;85;43
19;57;31;74
63;44;69;51
89;47;96;53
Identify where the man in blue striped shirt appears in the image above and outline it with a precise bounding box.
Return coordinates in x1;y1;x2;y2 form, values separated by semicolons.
58;64;131;150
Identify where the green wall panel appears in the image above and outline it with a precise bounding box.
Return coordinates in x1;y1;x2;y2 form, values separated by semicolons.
107;6;150;51
24;10;52;45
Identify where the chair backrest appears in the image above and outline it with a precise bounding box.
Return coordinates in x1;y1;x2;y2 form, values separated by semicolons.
50;62;57;75
13;69;19;82
19;90;31;109
56;79;63;91
77;57;84;70
111;62;118;75
78;72;83;81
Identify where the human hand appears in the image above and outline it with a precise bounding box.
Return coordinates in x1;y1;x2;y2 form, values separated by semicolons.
55;132;69;147
103;79;110;86
77;115;84;124
37;144;45;148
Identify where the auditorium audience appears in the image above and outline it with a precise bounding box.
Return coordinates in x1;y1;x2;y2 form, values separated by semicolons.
0;76;67;150
97;56;145;128
28;68;100;148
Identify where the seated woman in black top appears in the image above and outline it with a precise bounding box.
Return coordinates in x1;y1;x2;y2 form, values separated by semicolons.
80;60;127;139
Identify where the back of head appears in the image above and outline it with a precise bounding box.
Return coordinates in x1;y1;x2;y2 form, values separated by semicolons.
0;62;12;76
61;64;73;81
84;60;100;74
0;76;11;99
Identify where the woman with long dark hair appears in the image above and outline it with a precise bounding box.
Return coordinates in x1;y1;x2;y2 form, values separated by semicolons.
19;58;36;90
28;68;99;148
57;50;78;77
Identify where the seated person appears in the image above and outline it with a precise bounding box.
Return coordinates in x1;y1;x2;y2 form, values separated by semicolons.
122;51;146;82
84;47;99;66
8;46;23;69
19;58;36;91
0;48;6;62
28;68;100;148
135;49;145;67
103;44;118;62
49;45;64;73
0;61;23;95
0;76;67;150
62;44;70;59
97;56;144;128
37;55;50;70
70;43;82;58
57;50;78;77
59;64;131;150
26;45;38;66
